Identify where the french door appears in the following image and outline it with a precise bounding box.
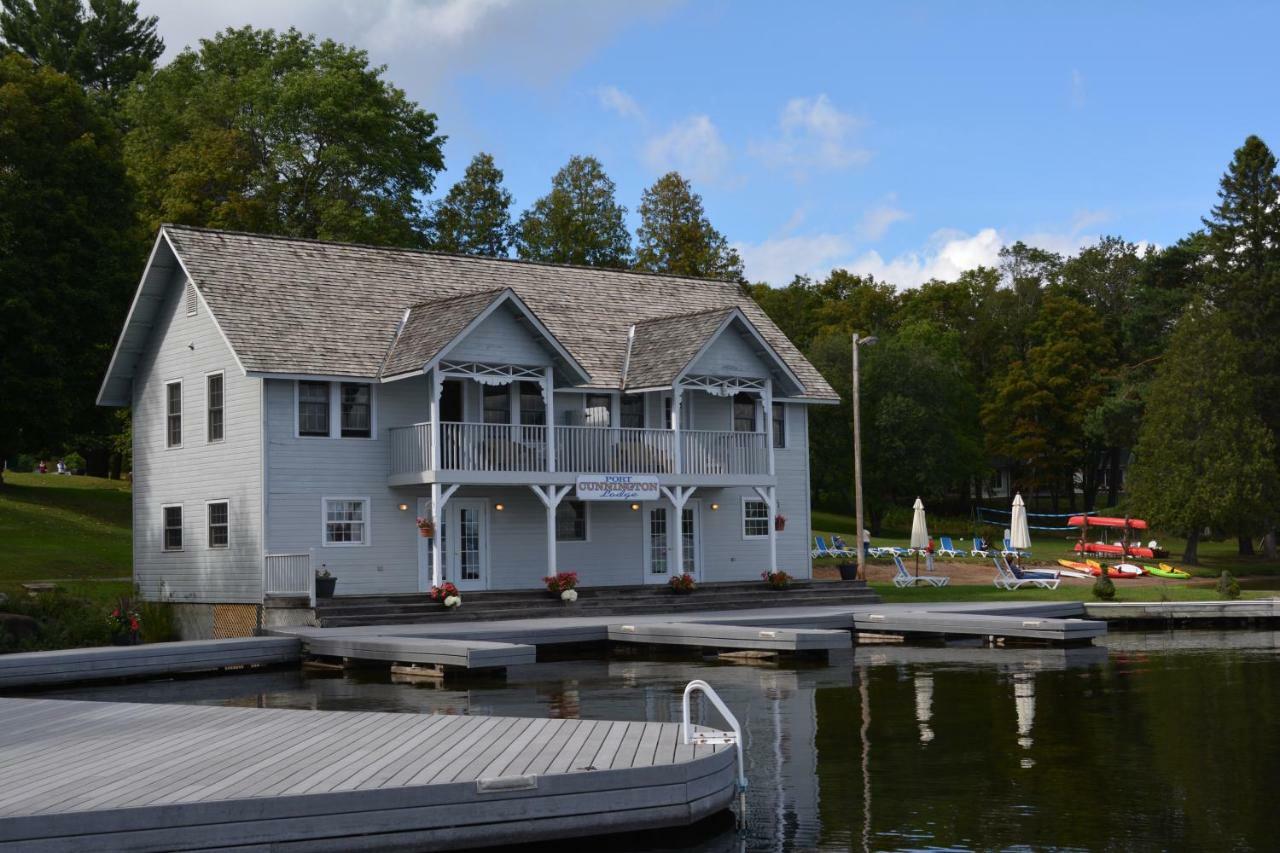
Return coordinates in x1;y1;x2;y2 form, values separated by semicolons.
641;501;700;583
417;497;489;591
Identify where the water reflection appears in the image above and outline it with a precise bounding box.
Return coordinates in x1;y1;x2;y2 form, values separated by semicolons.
28;631;1280;852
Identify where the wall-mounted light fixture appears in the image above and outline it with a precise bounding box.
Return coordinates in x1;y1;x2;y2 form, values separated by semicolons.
495;503;505;512
397;503;408;512
630;503;640;511
710;503;720;511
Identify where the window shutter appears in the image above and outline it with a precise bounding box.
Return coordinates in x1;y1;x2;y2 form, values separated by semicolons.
186;282;198;316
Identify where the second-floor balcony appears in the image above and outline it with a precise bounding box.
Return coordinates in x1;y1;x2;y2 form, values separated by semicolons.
388;422;772;487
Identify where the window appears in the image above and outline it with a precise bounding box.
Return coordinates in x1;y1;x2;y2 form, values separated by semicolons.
620;394;645;429
733;393;757;433
743;499;769;538
298;381;330;436
165;381;182;448
340;383;372;438
324;498;368;545
483;384;511;424
585;394;611;427
519;381;545;426
206;373;224;442
556;500;588;541
207;501;229;548
162;505;183;551
771;402;786;448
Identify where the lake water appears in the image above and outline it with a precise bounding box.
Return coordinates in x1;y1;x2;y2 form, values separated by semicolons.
39;630;1280;851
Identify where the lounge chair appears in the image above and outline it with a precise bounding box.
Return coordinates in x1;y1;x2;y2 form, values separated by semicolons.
992;556;1060;590
1002;536;1030;559
936;536;962;558
971;537;994;558
812;536;852;559
893;554;950;588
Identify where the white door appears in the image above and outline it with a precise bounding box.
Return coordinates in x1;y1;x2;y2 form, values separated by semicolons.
417;497;489;591
641;501;700;583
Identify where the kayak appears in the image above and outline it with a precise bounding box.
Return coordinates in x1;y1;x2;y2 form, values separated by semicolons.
1145;563;1191;579
1085;559;1142;578
1075;542;1161;559
1058;559;1094;571
1067;515;1150;530
1115;563;1147;576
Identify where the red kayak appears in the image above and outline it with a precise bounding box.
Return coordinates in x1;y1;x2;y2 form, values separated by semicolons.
1075;542;1160;559
1068;515;1149;530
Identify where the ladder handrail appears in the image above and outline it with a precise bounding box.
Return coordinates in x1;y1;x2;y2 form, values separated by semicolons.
682;679;747;791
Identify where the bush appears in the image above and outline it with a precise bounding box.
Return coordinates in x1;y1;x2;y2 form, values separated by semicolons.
1216;570;1241;600
63;451;86;472
10;453;36;473
1092;573;1116;601
0;588;114;652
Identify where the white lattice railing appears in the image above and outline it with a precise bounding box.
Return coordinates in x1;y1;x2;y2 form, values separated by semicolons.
681;430;769;476
265;552;314;605
438;422;547;471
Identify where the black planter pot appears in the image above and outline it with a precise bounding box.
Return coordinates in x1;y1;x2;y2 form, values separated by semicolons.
112;631;140;646
837;563;860;581
315;576;337;598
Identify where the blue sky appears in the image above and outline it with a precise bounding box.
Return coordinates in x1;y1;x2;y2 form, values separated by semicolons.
143;0;1280;286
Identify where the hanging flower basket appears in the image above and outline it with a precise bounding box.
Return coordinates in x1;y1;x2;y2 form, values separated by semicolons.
774;514;787;532
416;517;434;538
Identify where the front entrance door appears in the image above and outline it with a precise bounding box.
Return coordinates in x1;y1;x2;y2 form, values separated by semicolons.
417;497;489;591
641;501;700;584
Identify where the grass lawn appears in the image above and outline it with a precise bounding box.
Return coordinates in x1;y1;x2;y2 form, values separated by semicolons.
0;471;132;584
812;509;1280;579
869;582;1270;604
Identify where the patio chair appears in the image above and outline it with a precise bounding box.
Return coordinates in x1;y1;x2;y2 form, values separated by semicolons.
1002;536;1030;559
936;536;962;558
971;537;995;558
992;555;1060;590
831;534;865;557
812;536;851;559
893;554;950;588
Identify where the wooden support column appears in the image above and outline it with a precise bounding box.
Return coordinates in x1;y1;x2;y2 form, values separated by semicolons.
671;383;684;474
531;484;572;581
543;366;556;473
429;483;460;589
428;368;442;472
762;378;775;477
754;485;778;573
660;485;697;578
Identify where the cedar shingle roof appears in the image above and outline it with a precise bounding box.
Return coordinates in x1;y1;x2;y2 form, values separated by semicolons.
624;307;736;390
380;288;506;378
161;225;838;400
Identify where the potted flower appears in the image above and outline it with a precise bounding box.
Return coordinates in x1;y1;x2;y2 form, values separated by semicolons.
544;572;579;597
430;581;462;608
416;517;435;538
108;597;141;645
560;589;578;604
774;514;787;532
315;567;337;598
761;569;792;590
669;573;697;594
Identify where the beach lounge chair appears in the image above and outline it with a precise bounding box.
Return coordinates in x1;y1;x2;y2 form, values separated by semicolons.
893;554;950;588
812;536;851;559
1002;537;1030;559
936;536;962;558
971;537;994;558
992;556;1060;590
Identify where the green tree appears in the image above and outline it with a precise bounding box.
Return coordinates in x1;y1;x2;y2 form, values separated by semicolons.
121;27;444;247
516;155;630;267
425;152;514;257
634;171;743;280
0;0;162;99
0;54;139;481
1127;305;1277;564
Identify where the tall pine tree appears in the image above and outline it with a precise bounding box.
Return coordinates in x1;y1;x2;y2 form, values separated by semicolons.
425;152;515;257
516;155;631;268
634;172;743;280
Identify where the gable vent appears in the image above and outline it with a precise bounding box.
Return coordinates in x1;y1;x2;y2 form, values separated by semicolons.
185;282;198;316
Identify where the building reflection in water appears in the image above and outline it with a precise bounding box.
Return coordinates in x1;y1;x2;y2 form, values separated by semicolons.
913;672;934;745
1013;671;1036;768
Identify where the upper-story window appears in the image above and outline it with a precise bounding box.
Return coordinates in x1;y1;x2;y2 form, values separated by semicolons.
518;381;545;426
340;383;371;438
772;402;786;448
733;393;757;432
620;394;644;429
206;373;224;443
585;394;611;427
165;380;182;448
483;384;510;424
298;381;330;436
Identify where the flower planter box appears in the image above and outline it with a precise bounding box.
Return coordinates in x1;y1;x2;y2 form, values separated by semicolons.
315;576;337;598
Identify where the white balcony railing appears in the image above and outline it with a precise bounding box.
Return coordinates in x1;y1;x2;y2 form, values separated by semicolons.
265;552;314;605
556;425;676;474
682;429;769;476
390;422;431;476
439;421;547;472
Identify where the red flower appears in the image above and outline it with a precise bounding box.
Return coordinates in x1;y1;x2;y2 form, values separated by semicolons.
130;618;140;631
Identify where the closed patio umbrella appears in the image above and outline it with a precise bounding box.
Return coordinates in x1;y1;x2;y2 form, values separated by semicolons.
1010;493;1032;553
910;497;929;577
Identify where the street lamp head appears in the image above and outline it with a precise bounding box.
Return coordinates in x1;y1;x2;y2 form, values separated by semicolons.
857;334;878;346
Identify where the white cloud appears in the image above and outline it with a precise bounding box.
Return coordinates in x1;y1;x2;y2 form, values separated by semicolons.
734;232;856;286
845;228;1004;288
595;85;644;121
642;115;731;184
749;94;872;176
856;198;909;241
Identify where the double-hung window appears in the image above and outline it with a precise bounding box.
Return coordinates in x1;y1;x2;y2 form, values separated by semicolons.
207;373;224;442
324;498;369;546
483;384;511;424
165;381;182;448
556;500;588;541
585;394;611;427
733;393;757;433
162;505;183;551
207;501;229;548
771;402;786;448
742;499;769;539
339;383;371;438
620;394;645;429
298;381;330;436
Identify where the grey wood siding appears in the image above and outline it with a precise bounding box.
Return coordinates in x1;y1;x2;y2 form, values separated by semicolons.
444;305;555;365
132;269;263;603
689;329;770;377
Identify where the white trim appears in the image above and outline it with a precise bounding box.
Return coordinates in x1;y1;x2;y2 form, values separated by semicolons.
205;498;230;549
161;503;184;552
741;496;770;540
555;498;591;543
321;496;372;547
252;371;379;384
675;308;805;394
205;370;225;444
163;378;183;449
164;230;248;377
97;233;171;406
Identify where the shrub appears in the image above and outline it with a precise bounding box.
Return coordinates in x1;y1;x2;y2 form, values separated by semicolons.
1092;573;1116;601
63;451;86;472
10;454;36;473
1216;570;1241;600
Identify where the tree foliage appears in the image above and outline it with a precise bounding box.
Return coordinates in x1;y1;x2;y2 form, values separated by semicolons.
1126;305;1277;563
515;155;631;267
0;0;161;99
634;171;743;280
425;152;514;257
121;27;445;247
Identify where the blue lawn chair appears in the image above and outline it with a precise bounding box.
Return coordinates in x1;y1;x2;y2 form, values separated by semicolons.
937;536;962;558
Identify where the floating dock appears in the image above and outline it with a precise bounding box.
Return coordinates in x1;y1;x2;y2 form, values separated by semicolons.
608;621;851;654
303;634;536;673
0;697;737;852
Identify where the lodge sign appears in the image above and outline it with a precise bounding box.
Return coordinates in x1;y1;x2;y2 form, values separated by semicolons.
575;474;661;501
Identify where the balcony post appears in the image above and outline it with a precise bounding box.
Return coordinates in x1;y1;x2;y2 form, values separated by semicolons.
543;366;555;473
754;485;778;573
428;368;441;471
762;378;775;477
671;383;683;474
531;485;571;581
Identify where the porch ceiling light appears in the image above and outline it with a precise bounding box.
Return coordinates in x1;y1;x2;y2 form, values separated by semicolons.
495;503;505;511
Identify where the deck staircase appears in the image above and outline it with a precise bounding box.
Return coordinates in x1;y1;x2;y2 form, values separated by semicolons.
314;579;879;628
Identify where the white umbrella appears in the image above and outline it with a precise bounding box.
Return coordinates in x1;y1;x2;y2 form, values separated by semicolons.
1010;493;1032;552
910;498;929;576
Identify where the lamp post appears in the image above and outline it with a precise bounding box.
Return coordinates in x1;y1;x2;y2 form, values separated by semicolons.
852;333;877;580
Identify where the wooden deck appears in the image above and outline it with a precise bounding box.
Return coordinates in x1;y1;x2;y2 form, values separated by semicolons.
0;698;736;852
304;635;536;669
608;621;851;653
852;609;1105;643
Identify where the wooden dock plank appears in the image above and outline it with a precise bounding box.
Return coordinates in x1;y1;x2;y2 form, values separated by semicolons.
608;622;851;652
